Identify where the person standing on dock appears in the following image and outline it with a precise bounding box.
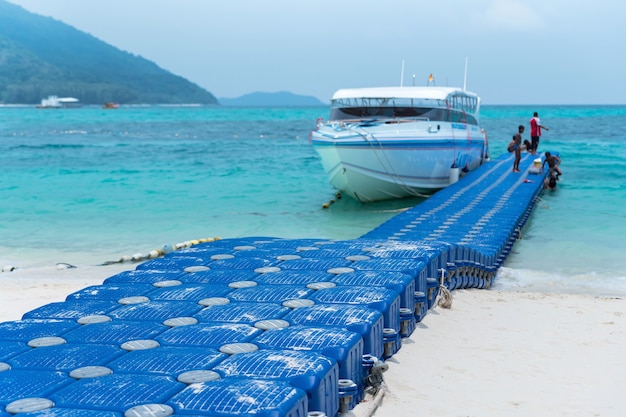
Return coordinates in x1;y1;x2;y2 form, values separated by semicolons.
530;112;549;154
512;125;524;172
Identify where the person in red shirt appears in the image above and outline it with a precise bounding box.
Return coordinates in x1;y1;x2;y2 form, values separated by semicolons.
530;112;549;154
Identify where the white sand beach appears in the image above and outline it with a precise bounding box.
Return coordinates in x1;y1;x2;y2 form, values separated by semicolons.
1;268;625;417
368;290;626;417
0;264;133;322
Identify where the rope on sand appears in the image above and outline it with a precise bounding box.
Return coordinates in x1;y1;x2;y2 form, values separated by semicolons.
436;268;453;309
100;237;221;266
354;359;389;417
354;382;387;417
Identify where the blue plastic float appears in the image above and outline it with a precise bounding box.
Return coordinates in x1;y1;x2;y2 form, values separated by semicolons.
0;151;554;416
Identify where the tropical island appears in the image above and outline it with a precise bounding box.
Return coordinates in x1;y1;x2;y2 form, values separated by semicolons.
0;1;328;107
0;0;217;105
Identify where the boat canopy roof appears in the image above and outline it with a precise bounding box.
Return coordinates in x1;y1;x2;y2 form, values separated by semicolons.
328;86;482;123
58;97;80;103
331;86;478;101
330;86;481;116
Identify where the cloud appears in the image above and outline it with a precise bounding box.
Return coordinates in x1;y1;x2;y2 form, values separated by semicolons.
473;0;544;32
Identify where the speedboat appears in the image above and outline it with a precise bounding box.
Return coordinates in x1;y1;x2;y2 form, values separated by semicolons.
37;95;82;108
310;86;489;202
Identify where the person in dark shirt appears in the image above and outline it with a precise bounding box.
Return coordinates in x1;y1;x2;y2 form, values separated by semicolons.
544;175;557;190
543;151;562;177
523;139;532;152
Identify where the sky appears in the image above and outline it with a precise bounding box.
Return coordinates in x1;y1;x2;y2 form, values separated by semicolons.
7;0;626;105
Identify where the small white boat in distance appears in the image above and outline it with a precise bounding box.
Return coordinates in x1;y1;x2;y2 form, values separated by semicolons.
37;95;81;108
310;86;490;202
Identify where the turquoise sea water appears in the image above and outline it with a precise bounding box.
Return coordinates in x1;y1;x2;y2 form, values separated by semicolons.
1;104;625;296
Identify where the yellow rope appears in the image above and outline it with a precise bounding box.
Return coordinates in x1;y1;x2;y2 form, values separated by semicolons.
101;237;221;265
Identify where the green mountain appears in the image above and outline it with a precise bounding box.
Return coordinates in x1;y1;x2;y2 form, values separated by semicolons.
0;0;217;105
219;91;326;107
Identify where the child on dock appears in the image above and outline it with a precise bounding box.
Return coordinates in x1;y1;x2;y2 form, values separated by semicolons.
510;125;524;172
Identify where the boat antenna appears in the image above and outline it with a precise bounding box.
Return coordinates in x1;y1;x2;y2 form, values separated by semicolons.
400;60;405;86
463;56;468;91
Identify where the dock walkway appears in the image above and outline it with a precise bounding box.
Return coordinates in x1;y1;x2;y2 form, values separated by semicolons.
0;151;550;417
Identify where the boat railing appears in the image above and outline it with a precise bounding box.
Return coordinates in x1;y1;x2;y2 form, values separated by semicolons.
327;116;430;128
383;117;430;124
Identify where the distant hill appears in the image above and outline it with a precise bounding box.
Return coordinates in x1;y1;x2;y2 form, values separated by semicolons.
0;0;217;105
219;91;326;107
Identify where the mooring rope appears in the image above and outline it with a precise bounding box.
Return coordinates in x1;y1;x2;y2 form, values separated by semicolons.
436;268;453;309
322;192;342;209
1;237;222;273
351;124;431;199
100;237;221;266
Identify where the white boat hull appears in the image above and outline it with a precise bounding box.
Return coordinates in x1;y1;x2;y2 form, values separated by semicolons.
311;120;489;202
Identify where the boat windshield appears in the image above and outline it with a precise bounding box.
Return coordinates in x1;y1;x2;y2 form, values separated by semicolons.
329;96;479;125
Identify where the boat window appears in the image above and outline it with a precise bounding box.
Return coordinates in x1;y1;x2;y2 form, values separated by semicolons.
329;105;477;125
447;94;478;115
330;96;478;125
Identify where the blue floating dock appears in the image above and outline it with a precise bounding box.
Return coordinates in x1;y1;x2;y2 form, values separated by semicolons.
283;303;385;359
155;322;261;348
49;374;185;413
107;300;204;322
308;286;402;335
213;349;340;417
0;370;73;409
6;344;123;372
65;283;157;301
0;319;79;342
103;269;185;285
0;151;553;416
330;270;416;312
179;268;258;284
168;378;308;417
253;325;364;403
147;283;233;301
22;300;121;320
194;301;289;324
0;341;30;362
62;320;167;345
107;346;226;376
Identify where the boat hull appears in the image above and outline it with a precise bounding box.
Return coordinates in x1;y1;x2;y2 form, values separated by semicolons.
311;121;488;202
